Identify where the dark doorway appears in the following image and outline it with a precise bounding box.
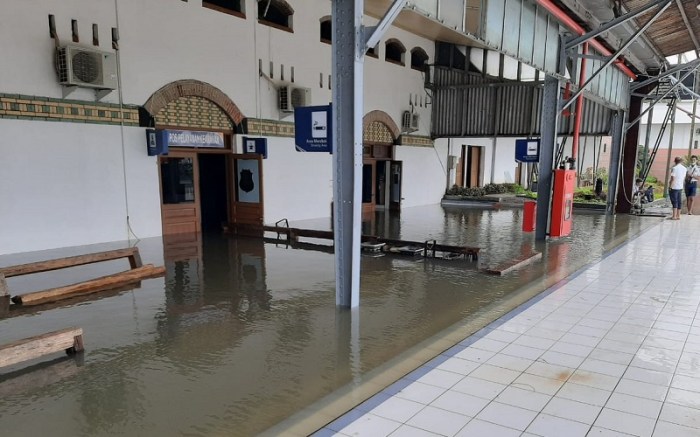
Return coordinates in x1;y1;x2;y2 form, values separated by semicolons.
198;154;228;232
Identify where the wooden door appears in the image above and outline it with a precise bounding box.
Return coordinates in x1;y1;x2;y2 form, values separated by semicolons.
362;160;376;214
229;154;264;235
467;146;482;188
159;151;201;235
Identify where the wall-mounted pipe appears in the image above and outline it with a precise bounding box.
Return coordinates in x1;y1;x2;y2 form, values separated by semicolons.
534;0;637;80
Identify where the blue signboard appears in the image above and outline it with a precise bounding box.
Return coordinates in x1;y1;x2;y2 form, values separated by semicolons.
242;136;268;158
146;129;168;156
294;105;332;153
515;139;540;163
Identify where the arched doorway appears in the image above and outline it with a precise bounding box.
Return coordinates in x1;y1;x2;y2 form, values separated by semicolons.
362;111;401;214
143;80;262;245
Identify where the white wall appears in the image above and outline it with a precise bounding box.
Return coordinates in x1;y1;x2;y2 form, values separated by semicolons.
253;136;334;223
0;0;440;254
0;120;160;255
396;145;448;207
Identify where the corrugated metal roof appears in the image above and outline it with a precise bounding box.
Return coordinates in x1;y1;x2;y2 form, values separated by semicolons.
430;67;613;137
622;0;700;57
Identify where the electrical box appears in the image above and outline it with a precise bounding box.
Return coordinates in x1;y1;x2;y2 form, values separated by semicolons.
550;169;576;237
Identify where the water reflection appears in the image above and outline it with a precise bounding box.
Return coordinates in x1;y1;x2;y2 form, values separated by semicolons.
0;205;658;436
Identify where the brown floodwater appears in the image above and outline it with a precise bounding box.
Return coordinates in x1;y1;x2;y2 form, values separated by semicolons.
0;204;658;436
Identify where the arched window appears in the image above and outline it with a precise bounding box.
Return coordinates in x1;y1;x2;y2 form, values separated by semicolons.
258;0;294;32
410;47;429;72
384;39;405;66
366;45;378;58
203;0;245;17
320;16;331;43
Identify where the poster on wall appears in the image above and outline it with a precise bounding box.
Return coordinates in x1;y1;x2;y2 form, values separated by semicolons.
237;159;260;203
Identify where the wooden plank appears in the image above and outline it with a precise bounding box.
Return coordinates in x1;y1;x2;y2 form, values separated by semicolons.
12;265;166;307
482;251;542;275
0;247;140;278
0;273;7;296
0;327;83;368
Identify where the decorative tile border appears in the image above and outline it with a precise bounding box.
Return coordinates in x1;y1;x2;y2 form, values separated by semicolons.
0;93;139;126
241;118;295;137
398;134;433;147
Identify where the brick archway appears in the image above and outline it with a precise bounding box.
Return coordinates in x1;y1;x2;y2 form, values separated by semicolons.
143;79;244;126
362;110;400;143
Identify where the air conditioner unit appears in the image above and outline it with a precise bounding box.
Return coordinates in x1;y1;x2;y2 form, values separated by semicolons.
55;44;118;90
401;110;419;133
411;113;420;130
278;85;311;112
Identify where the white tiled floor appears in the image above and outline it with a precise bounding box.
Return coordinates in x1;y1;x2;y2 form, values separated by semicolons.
314;218;700;436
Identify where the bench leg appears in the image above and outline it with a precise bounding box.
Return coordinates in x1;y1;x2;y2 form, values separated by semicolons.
65;334;84;355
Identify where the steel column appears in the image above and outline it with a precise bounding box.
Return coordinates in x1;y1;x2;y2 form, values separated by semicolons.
616;95;643;213
607;110;625;215
332;0;363;308
642;103;654;175
332;0;404;308
536;75;560;240
663;99;679;197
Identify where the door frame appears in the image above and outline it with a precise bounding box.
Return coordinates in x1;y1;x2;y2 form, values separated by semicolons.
229;153;265;235
362;159;377;214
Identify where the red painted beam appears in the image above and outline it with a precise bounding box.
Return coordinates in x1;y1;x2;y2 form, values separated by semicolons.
535;0;638;80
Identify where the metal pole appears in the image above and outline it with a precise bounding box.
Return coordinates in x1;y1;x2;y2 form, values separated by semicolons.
642;103;654;176
332;0;363;308
536;75;560;240
331;0;405;308
688;91;698;158
607;110;625;214
663;99;678;197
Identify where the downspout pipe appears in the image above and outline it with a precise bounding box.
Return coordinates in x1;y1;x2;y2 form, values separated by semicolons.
535;0;637;80
572;43;588;164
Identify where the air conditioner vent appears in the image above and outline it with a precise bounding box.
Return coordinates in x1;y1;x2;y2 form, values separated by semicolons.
72;51;101;83
54;44;117;90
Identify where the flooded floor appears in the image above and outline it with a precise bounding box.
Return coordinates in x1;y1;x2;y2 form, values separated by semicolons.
0;205;658;436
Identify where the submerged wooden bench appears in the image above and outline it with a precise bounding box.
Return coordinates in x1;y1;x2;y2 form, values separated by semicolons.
0;247;165;307
0;327;84;369
263;225;480;260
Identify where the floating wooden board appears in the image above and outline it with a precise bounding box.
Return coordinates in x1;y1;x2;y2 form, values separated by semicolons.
12;265;165;306
482;251;542;275
0;247;142;278
0;327;84;369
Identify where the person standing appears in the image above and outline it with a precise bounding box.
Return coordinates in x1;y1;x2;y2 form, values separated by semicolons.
669;156;687;220
685;155;700;215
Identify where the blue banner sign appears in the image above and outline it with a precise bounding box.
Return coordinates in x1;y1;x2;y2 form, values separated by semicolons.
515;139;540;163
294;105;332;153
